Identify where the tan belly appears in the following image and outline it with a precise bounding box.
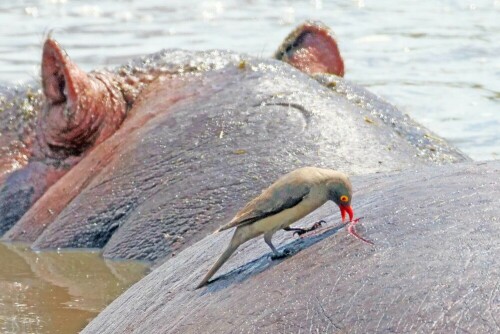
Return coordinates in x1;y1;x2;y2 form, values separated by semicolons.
239;197;325;241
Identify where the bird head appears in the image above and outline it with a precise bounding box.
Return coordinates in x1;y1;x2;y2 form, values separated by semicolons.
337;195;353;223
328;177;354;222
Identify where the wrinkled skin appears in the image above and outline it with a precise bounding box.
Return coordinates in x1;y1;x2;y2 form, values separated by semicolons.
1;21;467;263
0;40;130;234
0;21;348;237
2;21;494;333
82;161;500;334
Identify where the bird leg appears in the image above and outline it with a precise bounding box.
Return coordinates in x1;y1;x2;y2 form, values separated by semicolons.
284;220;326;237
264;232;291;260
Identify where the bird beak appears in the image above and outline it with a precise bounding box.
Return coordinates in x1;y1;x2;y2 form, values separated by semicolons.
340;205;354;222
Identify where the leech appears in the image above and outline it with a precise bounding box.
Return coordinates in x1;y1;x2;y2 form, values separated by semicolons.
296;216;374;245
347;223;374;245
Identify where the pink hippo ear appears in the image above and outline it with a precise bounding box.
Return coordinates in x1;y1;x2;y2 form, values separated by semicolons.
39;38;128;154
275;21;345;77
41;38;86;106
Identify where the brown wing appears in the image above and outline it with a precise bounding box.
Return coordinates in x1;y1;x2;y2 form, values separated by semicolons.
216;177;311;232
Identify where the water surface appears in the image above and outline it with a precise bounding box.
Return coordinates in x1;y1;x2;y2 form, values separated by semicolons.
0;0;498;159
0;1;498;332
0;243;147;334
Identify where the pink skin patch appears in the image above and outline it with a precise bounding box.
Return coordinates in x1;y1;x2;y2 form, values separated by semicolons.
276;22;345;77
39;39;128;158
287;28;345;77
0;39;132;241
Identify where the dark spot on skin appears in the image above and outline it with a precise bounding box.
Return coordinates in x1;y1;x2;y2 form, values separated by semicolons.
277;31;312;59
89;222;120;248
47;142;89;158
292;31;311;48
327;82;337;88
0;183;35;235
57;76;66;101
238;60;247;69
285;31;311;56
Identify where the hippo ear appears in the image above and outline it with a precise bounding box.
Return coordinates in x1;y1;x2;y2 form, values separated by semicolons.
275;21;345;77
41;39;84;105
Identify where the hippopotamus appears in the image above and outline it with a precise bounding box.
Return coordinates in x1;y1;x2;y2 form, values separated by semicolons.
82;160;500;333
3;20;497;333
1;21;467;263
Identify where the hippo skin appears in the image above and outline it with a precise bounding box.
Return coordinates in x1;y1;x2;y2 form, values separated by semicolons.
1;21;466;262
1;21;347;234
83;161;500;333
1;30;468;262
1;21;497;333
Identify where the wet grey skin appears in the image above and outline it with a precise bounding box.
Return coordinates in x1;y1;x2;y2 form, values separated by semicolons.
1;46;467;262
82;161;500;334
196;166;354;288
1;19;468;262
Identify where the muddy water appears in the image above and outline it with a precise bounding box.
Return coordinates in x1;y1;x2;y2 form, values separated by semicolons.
0;243;147;334
0;1;498;333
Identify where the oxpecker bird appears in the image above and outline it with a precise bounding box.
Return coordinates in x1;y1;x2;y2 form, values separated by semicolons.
196;166;367;288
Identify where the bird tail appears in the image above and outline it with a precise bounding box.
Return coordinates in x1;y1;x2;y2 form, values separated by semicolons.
213;223;230;234
196;243;239;289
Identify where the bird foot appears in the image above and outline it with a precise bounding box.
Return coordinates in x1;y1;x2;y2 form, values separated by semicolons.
270;248;292;260
291;220;326;237
348;217;363;225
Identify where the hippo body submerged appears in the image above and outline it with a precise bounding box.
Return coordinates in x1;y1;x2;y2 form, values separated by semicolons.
1;21;497;333
83;161;500;333
1;45;466;261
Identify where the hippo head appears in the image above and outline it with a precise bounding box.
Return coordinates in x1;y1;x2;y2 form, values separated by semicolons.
0;21;346;240
0;39;134;235
38;39;129;160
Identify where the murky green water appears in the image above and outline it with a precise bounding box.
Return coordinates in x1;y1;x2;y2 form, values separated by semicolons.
0;243;148;334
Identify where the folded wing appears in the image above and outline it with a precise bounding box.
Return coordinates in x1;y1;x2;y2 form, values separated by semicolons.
216;177;311;232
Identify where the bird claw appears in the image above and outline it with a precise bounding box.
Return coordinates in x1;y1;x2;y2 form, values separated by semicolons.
292;220;326;237
312;220;326;229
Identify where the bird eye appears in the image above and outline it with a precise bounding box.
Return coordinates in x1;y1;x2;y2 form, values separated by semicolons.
340;195;349;202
